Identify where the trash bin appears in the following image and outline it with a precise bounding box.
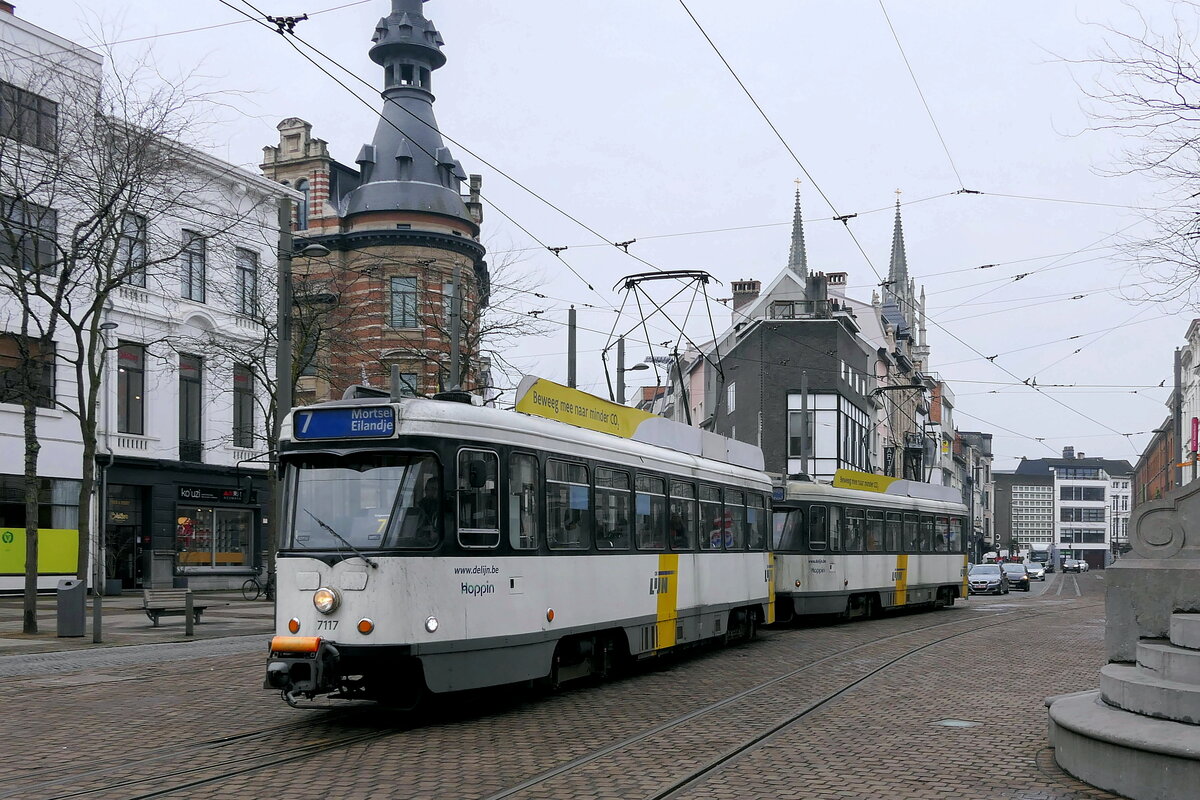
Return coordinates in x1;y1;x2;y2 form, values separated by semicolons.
56;579;86;638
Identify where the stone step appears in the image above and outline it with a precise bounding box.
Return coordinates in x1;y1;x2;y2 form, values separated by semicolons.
1048;690;1200;800
1171;613;1200;650
1100;663;1200;725
1137;640;1200;684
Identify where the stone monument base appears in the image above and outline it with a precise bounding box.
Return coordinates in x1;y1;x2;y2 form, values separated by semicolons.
1048;613;1200;800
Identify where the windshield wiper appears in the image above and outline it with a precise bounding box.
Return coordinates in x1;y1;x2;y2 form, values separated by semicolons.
302;508;378;569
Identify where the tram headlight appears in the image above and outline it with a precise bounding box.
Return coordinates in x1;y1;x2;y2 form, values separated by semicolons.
313;587;340;615
425;616;439;633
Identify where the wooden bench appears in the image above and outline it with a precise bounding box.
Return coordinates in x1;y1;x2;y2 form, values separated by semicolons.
142;589;207;627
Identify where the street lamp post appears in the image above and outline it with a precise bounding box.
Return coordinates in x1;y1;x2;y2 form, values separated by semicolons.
615;335;649;405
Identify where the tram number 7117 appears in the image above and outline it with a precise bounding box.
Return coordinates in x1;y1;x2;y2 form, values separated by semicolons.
317;619;339;631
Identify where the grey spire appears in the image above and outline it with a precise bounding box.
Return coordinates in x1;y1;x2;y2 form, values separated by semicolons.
787;184;808;281
342;0;474;225
880;194;913;339
888;197;909;293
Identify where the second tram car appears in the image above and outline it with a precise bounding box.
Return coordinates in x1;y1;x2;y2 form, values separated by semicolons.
265;380;774;706
772;475;969;620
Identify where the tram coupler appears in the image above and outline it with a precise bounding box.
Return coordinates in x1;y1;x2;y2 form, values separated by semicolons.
264;636;340;699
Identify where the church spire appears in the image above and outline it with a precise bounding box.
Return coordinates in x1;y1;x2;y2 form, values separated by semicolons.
887;191;909;294
788;180;808;282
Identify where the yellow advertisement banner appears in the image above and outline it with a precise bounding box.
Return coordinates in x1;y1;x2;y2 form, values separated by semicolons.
832;470;899;494
515;377;654;440
0;529;79;575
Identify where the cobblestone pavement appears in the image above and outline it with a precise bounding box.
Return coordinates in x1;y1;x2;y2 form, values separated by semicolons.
0;572;1123;800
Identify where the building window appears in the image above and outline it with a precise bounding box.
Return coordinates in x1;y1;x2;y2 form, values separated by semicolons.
175;506;253;570
117;213;148;287
787;411;814;458
0;333;54;408
295;179;309;230
389;276;418;328
180;232;206;302
726;381;736;413
0;82;57;151
0;194;57;273
233;364;254;448
235;248;258;315
179;355;203;462
395;372;418;397
116;343;145;435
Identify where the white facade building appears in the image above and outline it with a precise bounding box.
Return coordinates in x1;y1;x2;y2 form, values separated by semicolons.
0;7;294;591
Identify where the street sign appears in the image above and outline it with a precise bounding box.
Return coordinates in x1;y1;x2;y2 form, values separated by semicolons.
293;406;396;440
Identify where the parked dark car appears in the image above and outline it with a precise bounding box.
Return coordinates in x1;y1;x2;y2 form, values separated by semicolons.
1002;562;1031;591
968;564;1009;595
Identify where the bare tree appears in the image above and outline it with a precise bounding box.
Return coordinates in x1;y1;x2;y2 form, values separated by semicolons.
1078;2;1200;306
0;47;275;629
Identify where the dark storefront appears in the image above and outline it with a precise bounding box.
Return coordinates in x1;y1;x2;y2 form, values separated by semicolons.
104;456;269;590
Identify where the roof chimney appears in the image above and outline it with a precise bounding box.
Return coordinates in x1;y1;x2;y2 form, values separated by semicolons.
0;2;15;14
1077;452;1085;460
731;279;761;320
1063;446;1075;460
827;271;848;296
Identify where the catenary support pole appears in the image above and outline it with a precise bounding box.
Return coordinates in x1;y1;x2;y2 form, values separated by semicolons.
449;264;462;389
616;335;626;405
800;371;809;476
273;196;294;584
567;306;577;388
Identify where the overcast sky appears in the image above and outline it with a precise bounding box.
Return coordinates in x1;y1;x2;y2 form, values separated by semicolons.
22;0;1193;470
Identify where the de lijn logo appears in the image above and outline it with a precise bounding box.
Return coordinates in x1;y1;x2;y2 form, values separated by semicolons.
1;531;13;544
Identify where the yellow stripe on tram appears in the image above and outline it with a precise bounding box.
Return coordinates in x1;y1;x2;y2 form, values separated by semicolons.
894;553;909;606
765;552;776;625
655;553;679;650
962;554;969;598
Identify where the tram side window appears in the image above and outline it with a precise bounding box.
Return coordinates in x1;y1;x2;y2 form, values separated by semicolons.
808;505;827;550
547;460;590;550
669;481;697;551
698;485;722;551
902;513;918;552
774;508;805;550
934;516;949;552
747;495;768;551
828;505;842;552
844;508;864;552
457;450;500;548
885;512;901;551
726;489;746;550
595;468;631;549
866;510;883;552
919;515;934;552
948;516;962;553
508;453;539;550
635;475;666;550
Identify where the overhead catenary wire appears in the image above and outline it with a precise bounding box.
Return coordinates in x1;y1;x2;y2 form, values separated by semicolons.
877;0;966;189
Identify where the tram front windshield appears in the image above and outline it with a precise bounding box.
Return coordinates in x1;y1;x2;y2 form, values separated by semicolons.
285;453;441;550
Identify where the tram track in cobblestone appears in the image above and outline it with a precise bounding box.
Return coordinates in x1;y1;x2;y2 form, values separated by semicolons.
482;600;1105;800
33;721;398;800
22;606;1025;800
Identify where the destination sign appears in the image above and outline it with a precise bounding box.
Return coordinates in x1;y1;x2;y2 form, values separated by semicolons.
293;406;396;440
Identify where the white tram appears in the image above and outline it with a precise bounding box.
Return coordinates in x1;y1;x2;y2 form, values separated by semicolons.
772;475;969;620
265;384;774;706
